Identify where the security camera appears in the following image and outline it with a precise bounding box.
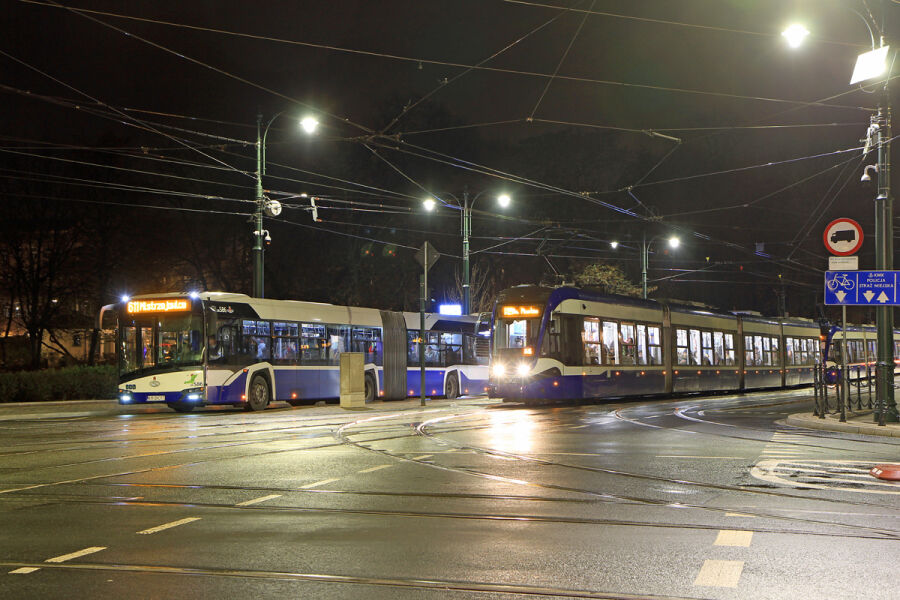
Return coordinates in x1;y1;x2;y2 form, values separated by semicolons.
861;164;878;182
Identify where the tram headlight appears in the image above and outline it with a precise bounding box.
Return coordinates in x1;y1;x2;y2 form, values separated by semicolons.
492;363;506;378
516;363;530;377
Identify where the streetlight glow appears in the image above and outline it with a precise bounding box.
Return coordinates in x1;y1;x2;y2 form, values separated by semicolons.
300;116;319;134
498;194;511;208
668;236;680;249
610;241;619;249
423;198;436;211
782;24;809;48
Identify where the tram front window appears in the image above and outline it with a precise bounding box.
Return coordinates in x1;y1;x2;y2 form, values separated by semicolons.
493;317;540;358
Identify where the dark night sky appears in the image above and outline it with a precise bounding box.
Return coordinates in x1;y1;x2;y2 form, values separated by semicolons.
3;0;898;317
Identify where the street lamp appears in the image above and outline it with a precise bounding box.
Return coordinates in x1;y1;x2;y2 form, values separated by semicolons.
783;12;897;423
253;112;319;298
612;234;679;299
423;189;511;314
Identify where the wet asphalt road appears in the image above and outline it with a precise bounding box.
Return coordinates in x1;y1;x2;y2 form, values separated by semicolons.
1;390;899;599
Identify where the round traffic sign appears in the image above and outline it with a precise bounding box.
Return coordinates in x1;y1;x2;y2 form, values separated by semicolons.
823;218;863;256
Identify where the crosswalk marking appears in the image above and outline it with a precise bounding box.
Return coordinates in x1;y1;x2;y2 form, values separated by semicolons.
714;530;753;547
694;560;744;587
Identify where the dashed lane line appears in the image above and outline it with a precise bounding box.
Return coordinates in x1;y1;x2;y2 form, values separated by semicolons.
136;517;201;535
9;567;40;574
235;494;282;506
693;559;745;588
414;455;433;461
45;546;107;563
725;513;755;517
301;478;340;489
656;455;745;459
714;530;753;547
357;464;392;473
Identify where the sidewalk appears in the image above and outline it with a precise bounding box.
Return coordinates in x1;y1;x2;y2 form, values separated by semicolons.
786;409;900;438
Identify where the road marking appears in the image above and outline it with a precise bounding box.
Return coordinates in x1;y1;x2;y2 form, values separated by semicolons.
137;517;200;535
45;546;107;563
301;478;339;489
357;464;392;473
236;494;282;506
725;513;755;517
693;559;744;587
414;455;433;460
570;425;589;429
714;530;753;547
656;455;745;459
9;567;40;574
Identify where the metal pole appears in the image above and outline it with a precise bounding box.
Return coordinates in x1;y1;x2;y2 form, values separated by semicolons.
253;113;265;298
419;271;427;407
462;188;470;315
841;305;848;422
874;86;898;424
641;232;648;300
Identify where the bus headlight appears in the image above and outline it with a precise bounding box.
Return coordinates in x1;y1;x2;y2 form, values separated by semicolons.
516;363;530;377
119;393;132;403
492;363;506;378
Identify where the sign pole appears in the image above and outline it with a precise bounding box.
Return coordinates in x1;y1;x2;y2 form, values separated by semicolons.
419;273;426;407
841;304;848;423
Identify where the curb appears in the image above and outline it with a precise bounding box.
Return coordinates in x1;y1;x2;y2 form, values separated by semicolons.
785;412;900;438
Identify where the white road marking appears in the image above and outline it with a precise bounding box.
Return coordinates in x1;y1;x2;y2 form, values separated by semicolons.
357;464;392;473
751;459;900;495
714;530;753;547
725;513;755;517
301;478;339;489
136;517;200;535
694;559;744;587
236;494;282;506
570;425;589;429
414;455;433;460
9;567;40;574
656;455;745;459
45;546;107;563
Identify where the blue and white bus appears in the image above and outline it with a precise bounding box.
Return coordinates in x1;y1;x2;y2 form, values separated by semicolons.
106;292;489;412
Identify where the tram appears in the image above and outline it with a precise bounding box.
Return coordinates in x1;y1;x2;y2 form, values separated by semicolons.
488;285;827;402
104;292;489;412
822;323;900;378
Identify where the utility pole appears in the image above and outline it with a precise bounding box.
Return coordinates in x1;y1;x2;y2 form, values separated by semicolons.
462;188;471;315
253;113;265;298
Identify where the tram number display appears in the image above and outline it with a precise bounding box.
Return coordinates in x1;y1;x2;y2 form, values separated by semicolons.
501;305;541;318
127;299;191;314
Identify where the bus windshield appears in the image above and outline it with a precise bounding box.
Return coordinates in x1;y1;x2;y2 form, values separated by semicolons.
119;312;204;377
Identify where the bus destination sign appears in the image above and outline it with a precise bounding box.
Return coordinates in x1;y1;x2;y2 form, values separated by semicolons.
127;298;191;314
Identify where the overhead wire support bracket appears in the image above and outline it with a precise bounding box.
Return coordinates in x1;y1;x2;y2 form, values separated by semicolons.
643;130;683;144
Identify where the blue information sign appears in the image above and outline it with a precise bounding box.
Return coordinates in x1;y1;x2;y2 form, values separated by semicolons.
824;271;900;305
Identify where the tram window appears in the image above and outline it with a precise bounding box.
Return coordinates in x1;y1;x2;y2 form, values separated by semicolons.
636;324;648;365
771;337;780;366
724;333;735;365
689;329;701;366
507;320;528;348
785;338;794;365
620;323;636;365
869;340;876;361
583;318;601;365
646;326;662;365
676;328;689;366
744;335;754;366
713;332;724;366
602;321;619;365
753;336;765;366
701;330;713;366
542;319;561;359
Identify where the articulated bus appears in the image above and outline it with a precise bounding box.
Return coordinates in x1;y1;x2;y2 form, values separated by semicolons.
104;292;489;412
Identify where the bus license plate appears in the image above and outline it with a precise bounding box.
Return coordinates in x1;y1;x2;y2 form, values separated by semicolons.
148;395;164;401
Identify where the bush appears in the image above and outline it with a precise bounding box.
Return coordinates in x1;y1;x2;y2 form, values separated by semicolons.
0;366;117;403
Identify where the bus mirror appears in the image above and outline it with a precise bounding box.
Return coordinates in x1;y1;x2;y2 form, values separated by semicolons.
206;309;218;336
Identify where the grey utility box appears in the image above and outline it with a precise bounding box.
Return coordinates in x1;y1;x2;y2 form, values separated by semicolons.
339;352;366;408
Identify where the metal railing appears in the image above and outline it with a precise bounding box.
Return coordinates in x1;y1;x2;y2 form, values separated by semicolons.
813;361;883;422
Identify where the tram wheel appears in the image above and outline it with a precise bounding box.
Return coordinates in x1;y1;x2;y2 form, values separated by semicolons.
445;373;460;400
168;402;194;413
364;373;376;403
245;375;270;411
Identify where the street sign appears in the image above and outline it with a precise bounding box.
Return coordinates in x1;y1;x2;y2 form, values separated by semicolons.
824;270;900;305
823;218;864;256
829;255;858;271
415;241;440;272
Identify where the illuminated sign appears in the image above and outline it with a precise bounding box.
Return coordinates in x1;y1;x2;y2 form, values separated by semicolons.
501;305;541;318
127;299;190;314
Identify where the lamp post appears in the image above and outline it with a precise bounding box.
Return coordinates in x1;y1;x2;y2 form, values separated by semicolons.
424;190;511;314
783;11;897;423
252;112;319;298
611;234;679;299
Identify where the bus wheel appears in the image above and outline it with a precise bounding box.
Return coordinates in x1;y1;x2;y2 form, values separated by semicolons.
364;373;376;403
246;375;269;411
168;402;194;413
445;373;460;400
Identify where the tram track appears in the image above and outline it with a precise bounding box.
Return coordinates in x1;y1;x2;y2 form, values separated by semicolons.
334;412;900;540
